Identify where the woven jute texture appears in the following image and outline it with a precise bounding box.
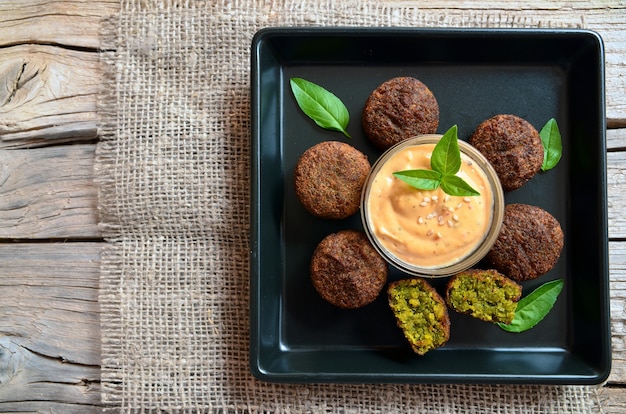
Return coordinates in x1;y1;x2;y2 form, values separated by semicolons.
97;1;603;412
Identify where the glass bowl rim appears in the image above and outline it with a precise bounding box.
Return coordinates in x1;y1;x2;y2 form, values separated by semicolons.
360;134;505;278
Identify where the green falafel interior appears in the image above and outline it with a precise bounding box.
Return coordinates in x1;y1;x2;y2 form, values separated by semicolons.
388;278;450;355
446;269;522;324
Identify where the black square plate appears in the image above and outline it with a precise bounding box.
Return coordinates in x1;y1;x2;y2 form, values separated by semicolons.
250;28;610;384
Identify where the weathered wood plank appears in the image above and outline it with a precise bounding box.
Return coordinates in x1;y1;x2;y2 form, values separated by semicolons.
0;338;102;411
607;128;626;150
608;151;626;239
609;241;626;384
597;385;626;414
388;0;626;8
0;402;102;414
0;243;104;410
0;0;118;49
0;45;101;148
0;144;100;239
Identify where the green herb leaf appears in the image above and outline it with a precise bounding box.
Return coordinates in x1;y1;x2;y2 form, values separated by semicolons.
498;279;564;333
539;118;562;171
431;125;461;176
393;169;442;191
392;125;480;197
289;78;351;138
440;174;480;197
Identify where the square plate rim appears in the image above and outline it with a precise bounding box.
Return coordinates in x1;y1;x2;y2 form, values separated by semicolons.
249;27;611;385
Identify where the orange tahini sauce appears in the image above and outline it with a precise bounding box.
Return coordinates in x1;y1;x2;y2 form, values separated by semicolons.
366;143;493;269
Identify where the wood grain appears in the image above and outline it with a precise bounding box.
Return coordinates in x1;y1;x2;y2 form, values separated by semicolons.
0;3;112;409
609;242;626;384
597;385;626;414
390;0;626;8
608;152;626;239
0;45;101;148
0;0;624;411
0;0;118;49
0;243;104;411
0;144;100;239
607;128;626;150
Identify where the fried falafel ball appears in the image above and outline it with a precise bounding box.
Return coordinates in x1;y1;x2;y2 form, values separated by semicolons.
362;77;440;150
486;203;564;281
469;114;544;192
294;141;371;219
311;230;388;309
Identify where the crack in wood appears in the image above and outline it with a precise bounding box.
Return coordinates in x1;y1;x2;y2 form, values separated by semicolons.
1;61;26;107
18;344;100;368
28;378;102;387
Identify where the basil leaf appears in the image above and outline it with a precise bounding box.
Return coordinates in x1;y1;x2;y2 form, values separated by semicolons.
539;118;562;171
440;174;480;197
431;125;461;176
392;125;480;197
498;279;564;333
393;169;442;191
289;78;351;138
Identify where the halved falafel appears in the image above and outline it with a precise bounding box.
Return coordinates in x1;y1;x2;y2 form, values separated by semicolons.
387;278;450;355
446;269;522;324
486;203;564;281
310;230;388;309
362;77;439;150
469;114;544;192
294;141;370;219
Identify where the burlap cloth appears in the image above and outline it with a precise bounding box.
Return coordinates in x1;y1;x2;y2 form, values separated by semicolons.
96;1;605;412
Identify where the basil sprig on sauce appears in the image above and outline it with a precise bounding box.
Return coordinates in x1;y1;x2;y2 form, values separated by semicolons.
289;77;351;138
498;279;564;333
539;118;562;171
393;125;480;197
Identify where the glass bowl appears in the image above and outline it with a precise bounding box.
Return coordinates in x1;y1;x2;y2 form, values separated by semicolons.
361;135;505;277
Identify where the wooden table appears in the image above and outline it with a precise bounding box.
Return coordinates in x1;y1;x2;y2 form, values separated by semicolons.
0;1;624;412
